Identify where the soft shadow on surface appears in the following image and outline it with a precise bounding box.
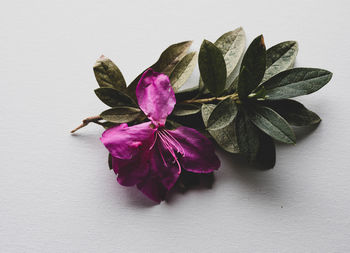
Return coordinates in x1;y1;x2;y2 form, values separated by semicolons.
124;187;159;208
165;172;215;204
122;148;289;206
216;149;289;201
71;127;316;207
70;131;102;145
119;173;216;207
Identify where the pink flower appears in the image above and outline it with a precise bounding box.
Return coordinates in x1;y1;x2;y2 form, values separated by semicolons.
101;69;220;202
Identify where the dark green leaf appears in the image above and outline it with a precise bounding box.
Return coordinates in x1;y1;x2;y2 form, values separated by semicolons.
235;110;260;161
199;28;246;93
172;103;201;116
127;41;192;97
256;131;276;169
152;41;193;75
175;86;199;101
202;104;239;153
100;106;142;123
260;99;321;126
198;40;227;96
108;154;113;170
170;52;197;92
262;41;298;82
248;105;296;144
207;98;237;130
238;35;266;99
94;87;136;107
93;55;126;91
165;119;183;130
262;68;333;100
101;121;118;130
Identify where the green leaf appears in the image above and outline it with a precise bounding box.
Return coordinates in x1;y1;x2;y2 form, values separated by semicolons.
262;41;298;82
235;110;260;161
199;28;246;93
262;68;333;100
207;98;238;130
198;40;227;96
175;86;199;101
172;103;201;116
165;119;183;130
100;106;142;123
101;121;118;130
260;99;321;126
215;27;246;86
256;131;276;169
152;41;193;75
108;154;113;170
202;104;239;153
238;35;266;99
127;41;193;96
170;52;197;92
94;87;136;107
248;105;296;144
93;55;127;91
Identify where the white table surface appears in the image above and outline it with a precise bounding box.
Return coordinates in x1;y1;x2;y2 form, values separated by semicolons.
1;0;349;252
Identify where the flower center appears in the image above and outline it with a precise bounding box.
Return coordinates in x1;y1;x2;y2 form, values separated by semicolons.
150;128;185;174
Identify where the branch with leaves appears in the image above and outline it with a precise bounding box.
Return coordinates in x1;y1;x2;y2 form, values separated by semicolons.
72;27;332;172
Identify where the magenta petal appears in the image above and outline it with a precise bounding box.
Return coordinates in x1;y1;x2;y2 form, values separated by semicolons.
136;176;168;203
150;143;180;190
112;148;151;186
136;69;176;126
168;126;221;173
136;144;180;202
100;122;155;159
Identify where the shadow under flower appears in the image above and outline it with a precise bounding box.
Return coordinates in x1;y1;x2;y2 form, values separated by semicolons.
165;171;215;204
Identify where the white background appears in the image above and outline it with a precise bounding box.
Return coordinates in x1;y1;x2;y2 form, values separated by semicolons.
1;0;349;252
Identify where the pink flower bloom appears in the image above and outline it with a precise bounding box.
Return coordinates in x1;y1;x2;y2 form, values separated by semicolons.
101;69;220;202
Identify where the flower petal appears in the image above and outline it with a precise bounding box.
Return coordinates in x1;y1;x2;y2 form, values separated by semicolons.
112;147;151;186
168;126;220;173
136;69;176;126
136;143;180;202
100;122;155;159
136;176;168;203
151;142;180;190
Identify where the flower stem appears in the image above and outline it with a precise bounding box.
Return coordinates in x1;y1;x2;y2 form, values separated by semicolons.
70;115;102;133
180;93;239;104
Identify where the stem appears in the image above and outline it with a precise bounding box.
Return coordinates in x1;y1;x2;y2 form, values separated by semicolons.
71;115;102;133
71;93;240;133
181;93;239;104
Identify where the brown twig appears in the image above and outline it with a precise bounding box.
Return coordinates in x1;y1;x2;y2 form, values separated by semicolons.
70;115;102;133
180;93;239;104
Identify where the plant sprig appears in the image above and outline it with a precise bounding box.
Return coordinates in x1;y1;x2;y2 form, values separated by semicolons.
71;27;332;170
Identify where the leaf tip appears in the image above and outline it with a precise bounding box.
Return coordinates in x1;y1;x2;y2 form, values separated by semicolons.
259;35;266;49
